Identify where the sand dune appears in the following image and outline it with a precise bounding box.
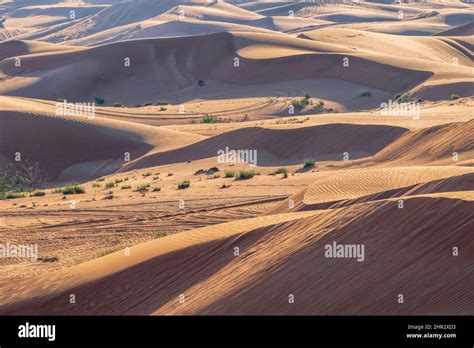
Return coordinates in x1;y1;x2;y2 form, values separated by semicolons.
0;97;205;180
371;120;474;165
433;20;474;36
123;123;408;169
0;32;436;104
0;0;472;318
1;193;471;315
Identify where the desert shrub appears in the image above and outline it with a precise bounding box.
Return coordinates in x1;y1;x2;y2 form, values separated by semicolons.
38;256;59;262
142;172;152;177
178;180;190;189
359;89;372;97
32;191;46;197
136;184;150;192
143;102;153;107
155;101;169;106
202;114;221;123
121;185;131;190
113;103;122;107
62;186;85;195
6;192;25;199
95;97;105;105
449;94;460;100
160;107;167;111
105;182;116;189
152;187;161;192
92;182;101;188
275;168;288;178
114;178;123;184
97;178;105;182
292;95;312;111
303;160;316;169
235;170;256;180
225;170;235;178
155;231;167;238
0;161;46;194
313;100;325;112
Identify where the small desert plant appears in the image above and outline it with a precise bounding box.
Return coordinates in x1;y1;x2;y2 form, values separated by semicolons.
155;231;168;238
202;114;222;123
121;185;131;190
95;97;105;105
37;256;59;262
142;172;152;177
152;187;161;192
97;178;105;182
160;107;167;111
62;186;85;195
225;170;235;178
313;100;325;112
155;101;169;106
178;180;190;189
113;103;122;107
304;93;311;100
6;192;25;199
143;102;153;107
105;182;116;189
114;178;123;184
32;191;46;197
136;184;150;192
275;168;288;178
449;94;460;100
235;170;256;180
92;182;101;188
303;160;316;169
359;89;372;97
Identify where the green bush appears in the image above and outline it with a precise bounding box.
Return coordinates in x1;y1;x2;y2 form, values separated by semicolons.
62;186;85;195
32;191;46;197
275;168;288;178
235;170;256;180
202;114;221;123
178;180;190;189
105;182;116;189
6;192;25;199
225;170;235;178
136;184;150;192
95;97;105;105
155;231;168;238
303;160;315;169
449;94;460;100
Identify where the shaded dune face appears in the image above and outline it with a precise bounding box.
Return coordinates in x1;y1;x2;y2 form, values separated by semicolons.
0;32;433;103
0;111;152;181
124;123;408;169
